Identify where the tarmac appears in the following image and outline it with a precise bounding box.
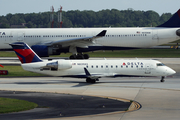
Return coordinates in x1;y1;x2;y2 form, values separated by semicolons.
0;58;180;120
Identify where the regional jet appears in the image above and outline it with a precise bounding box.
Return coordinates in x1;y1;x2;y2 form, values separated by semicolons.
2;9;180;59
10;42;176;83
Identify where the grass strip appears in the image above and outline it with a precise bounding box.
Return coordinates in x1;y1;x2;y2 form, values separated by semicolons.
0;97;38;114
50;49;180;58
1;49;180;58
0;66;46;77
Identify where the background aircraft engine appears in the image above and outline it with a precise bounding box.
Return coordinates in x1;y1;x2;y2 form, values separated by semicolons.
58;60;72;70
176;29;180;36
31;45;60;57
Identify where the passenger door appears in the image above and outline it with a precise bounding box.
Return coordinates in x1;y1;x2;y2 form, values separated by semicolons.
17;32;25;42
145;64;151;74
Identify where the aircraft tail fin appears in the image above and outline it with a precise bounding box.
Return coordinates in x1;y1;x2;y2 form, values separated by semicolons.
157;9;180;27
9;42;42;64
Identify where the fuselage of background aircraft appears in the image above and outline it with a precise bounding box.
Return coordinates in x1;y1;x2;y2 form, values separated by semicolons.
0;27;180;55
1;9;180;59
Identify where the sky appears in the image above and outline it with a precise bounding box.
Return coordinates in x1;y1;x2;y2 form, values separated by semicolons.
0;0;180;16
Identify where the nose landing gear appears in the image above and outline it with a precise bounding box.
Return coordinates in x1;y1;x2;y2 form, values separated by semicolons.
160;76;165;82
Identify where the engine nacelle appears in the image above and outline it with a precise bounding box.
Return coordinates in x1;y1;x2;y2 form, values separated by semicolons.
58;60;72;70
31;45;60;57
176;29;180;36
46;60;72;70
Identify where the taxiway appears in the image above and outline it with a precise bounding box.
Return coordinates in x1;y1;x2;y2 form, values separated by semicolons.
0;58;180;120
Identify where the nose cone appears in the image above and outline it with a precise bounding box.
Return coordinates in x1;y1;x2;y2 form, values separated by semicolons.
167;68;176;75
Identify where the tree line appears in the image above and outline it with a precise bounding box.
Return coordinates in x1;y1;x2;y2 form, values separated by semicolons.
0;9;173;28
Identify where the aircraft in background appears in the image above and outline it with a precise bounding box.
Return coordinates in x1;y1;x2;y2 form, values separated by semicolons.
1;9;180;59
10;42;176;83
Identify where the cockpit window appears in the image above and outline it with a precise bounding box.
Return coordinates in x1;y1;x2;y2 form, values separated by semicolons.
157;63;165;66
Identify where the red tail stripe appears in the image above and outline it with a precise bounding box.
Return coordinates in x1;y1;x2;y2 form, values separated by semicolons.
14;49;35;63
14;49;33;57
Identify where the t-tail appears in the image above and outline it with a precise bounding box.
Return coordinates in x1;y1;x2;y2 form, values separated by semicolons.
9;42;42;64
157;9;180;27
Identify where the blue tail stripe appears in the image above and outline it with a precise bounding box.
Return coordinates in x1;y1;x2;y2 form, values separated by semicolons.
157;9;180;27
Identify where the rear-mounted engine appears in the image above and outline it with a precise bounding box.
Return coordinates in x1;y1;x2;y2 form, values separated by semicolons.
176;29;180;36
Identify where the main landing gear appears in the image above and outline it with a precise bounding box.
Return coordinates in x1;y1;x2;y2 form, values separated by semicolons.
160;76;165;82
69;54;89;59
86;78;99;83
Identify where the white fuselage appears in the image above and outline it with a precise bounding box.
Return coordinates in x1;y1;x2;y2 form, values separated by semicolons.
21;59;176;78
0;27;179;50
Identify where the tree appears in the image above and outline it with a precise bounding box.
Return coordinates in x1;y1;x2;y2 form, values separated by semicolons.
0;9;173;28
26;21;34;28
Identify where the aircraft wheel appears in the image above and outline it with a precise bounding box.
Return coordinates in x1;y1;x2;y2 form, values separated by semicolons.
86;78;96;83
77;54;84;59
90;79;96;83
83;54;89;59
161;79;165;82
69;55;76;59
86;78;91;83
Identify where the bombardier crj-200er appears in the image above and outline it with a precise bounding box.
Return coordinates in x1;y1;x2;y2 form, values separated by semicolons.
10;42;176;83
1;9;180;59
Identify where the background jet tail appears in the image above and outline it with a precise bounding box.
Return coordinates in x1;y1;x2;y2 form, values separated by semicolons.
10;42;42;64
157;9;180;27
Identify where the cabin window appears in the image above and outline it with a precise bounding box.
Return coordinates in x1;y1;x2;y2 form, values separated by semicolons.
101;65;103;68
91;65;93;68
116;65;118;68
96;65;98;68
111;65;113;68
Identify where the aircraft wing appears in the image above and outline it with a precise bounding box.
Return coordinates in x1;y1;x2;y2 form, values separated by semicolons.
84;67;116;79
42;30;107;48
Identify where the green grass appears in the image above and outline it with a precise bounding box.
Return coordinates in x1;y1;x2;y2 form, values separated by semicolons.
55;49;180;58
0;97;38;113
1;49;180;58
0;66;46;77
0;51;16;57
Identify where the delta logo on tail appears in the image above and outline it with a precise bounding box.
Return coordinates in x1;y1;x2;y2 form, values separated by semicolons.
10;42;42;64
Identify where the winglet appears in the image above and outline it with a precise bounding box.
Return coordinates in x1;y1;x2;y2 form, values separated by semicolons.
96;30;107;37
84;68;91;76
157;9;180;27
9;42;42;64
